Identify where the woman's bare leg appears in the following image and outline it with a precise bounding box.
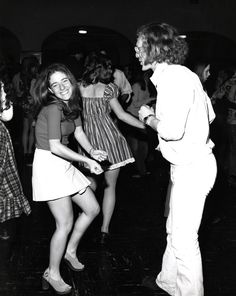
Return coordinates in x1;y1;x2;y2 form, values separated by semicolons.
66;187;100;257
101;168;120;233
47;197;73;280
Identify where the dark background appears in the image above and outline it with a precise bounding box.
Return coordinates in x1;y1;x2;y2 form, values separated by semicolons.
1;0;236;67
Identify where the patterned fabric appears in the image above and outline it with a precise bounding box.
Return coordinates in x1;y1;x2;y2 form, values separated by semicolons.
80;83;134;170
211;73;236;101
0;121;31;222
211;73;236;124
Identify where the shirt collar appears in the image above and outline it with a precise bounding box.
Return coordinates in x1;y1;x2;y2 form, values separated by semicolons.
150;62;169;88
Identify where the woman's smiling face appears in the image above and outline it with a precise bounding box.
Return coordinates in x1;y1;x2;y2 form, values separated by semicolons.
49;71;73;101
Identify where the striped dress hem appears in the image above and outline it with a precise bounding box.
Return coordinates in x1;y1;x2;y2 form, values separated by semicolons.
106;157;135;170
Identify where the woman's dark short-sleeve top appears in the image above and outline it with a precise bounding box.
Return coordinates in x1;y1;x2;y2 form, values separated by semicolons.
35;104;82;151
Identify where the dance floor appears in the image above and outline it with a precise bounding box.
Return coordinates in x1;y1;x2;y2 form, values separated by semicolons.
0;151;236;296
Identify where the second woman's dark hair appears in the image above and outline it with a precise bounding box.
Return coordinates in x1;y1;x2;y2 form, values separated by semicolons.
81;52;114;86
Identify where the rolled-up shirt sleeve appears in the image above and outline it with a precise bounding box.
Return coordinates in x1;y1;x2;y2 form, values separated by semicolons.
156;71;193;141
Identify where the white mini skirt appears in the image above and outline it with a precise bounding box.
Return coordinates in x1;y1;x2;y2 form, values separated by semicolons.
32;148;91;202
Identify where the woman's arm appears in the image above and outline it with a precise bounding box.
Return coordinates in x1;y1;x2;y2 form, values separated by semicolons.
0;83;13;121
110;97;145;129
49;139;103;175
49;138;90;163
0;102;13;122
47;104;104;174
74;126;107;162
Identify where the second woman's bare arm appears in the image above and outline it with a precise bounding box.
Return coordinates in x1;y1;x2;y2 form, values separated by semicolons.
74;126;107;162
110;97;145;129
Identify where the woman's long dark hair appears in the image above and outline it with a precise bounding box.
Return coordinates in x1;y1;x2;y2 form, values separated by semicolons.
81;52;114;86
32;63;82;120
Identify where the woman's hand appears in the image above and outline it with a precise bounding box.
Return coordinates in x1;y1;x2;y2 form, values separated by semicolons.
138;105;155;122
0;104;13;122
87;159;104;175
90;149;108;162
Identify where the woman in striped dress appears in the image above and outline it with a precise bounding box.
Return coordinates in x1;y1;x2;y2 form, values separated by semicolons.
79;52;145;243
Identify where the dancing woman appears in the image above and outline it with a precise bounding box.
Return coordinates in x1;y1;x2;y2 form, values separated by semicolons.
79;52;145;244
31;63;107;294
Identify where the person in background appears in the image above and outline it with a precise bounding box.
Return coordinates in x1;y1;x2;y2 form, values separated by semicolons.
12;55;40;164
31;63;107;294
78;52;145;244
100;50;133;108
211;67;236;186
113;67;133;108
0;63;31;240
123;64;133;85
136;22;217;296
64;49;85;81
126;70;156;177
192;60;211;85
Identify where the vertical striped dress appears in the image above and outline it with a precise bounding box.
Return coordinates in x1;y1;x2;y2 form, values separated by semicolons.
80;83;134;170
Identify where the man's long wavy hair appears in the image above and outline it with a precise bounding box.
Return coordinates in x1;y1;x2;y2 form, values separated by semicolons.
32;63;82;120
137;22;188;65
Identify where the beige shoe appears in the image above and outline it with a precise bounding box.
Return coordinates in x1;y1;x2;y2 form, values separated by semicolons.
64;253;85;271
42;269;72;294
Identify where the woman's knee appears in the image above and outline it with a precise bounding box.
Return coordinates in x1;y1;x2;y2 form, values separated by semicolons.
104;169;120;188
56;216;73;234
76;191;100;219
89;203;100;218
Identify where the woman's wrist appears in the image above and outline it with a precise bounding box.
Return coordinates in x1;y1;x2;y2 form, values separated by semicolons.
0;102;12;113
1;104;10;112
0;99;6;110
89;147;95;156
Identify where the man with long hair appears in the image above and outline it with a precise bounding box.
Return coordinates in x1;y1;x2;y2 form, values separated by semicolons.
136;23;217;296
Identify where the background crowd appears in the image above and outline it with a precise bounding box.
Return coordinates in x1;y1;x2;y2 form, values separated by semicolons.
1;30;236;294
2;49;236;184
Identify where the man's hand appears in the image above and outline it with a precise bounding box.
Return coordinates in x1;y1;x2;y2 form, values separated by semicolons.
138;105;155;122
